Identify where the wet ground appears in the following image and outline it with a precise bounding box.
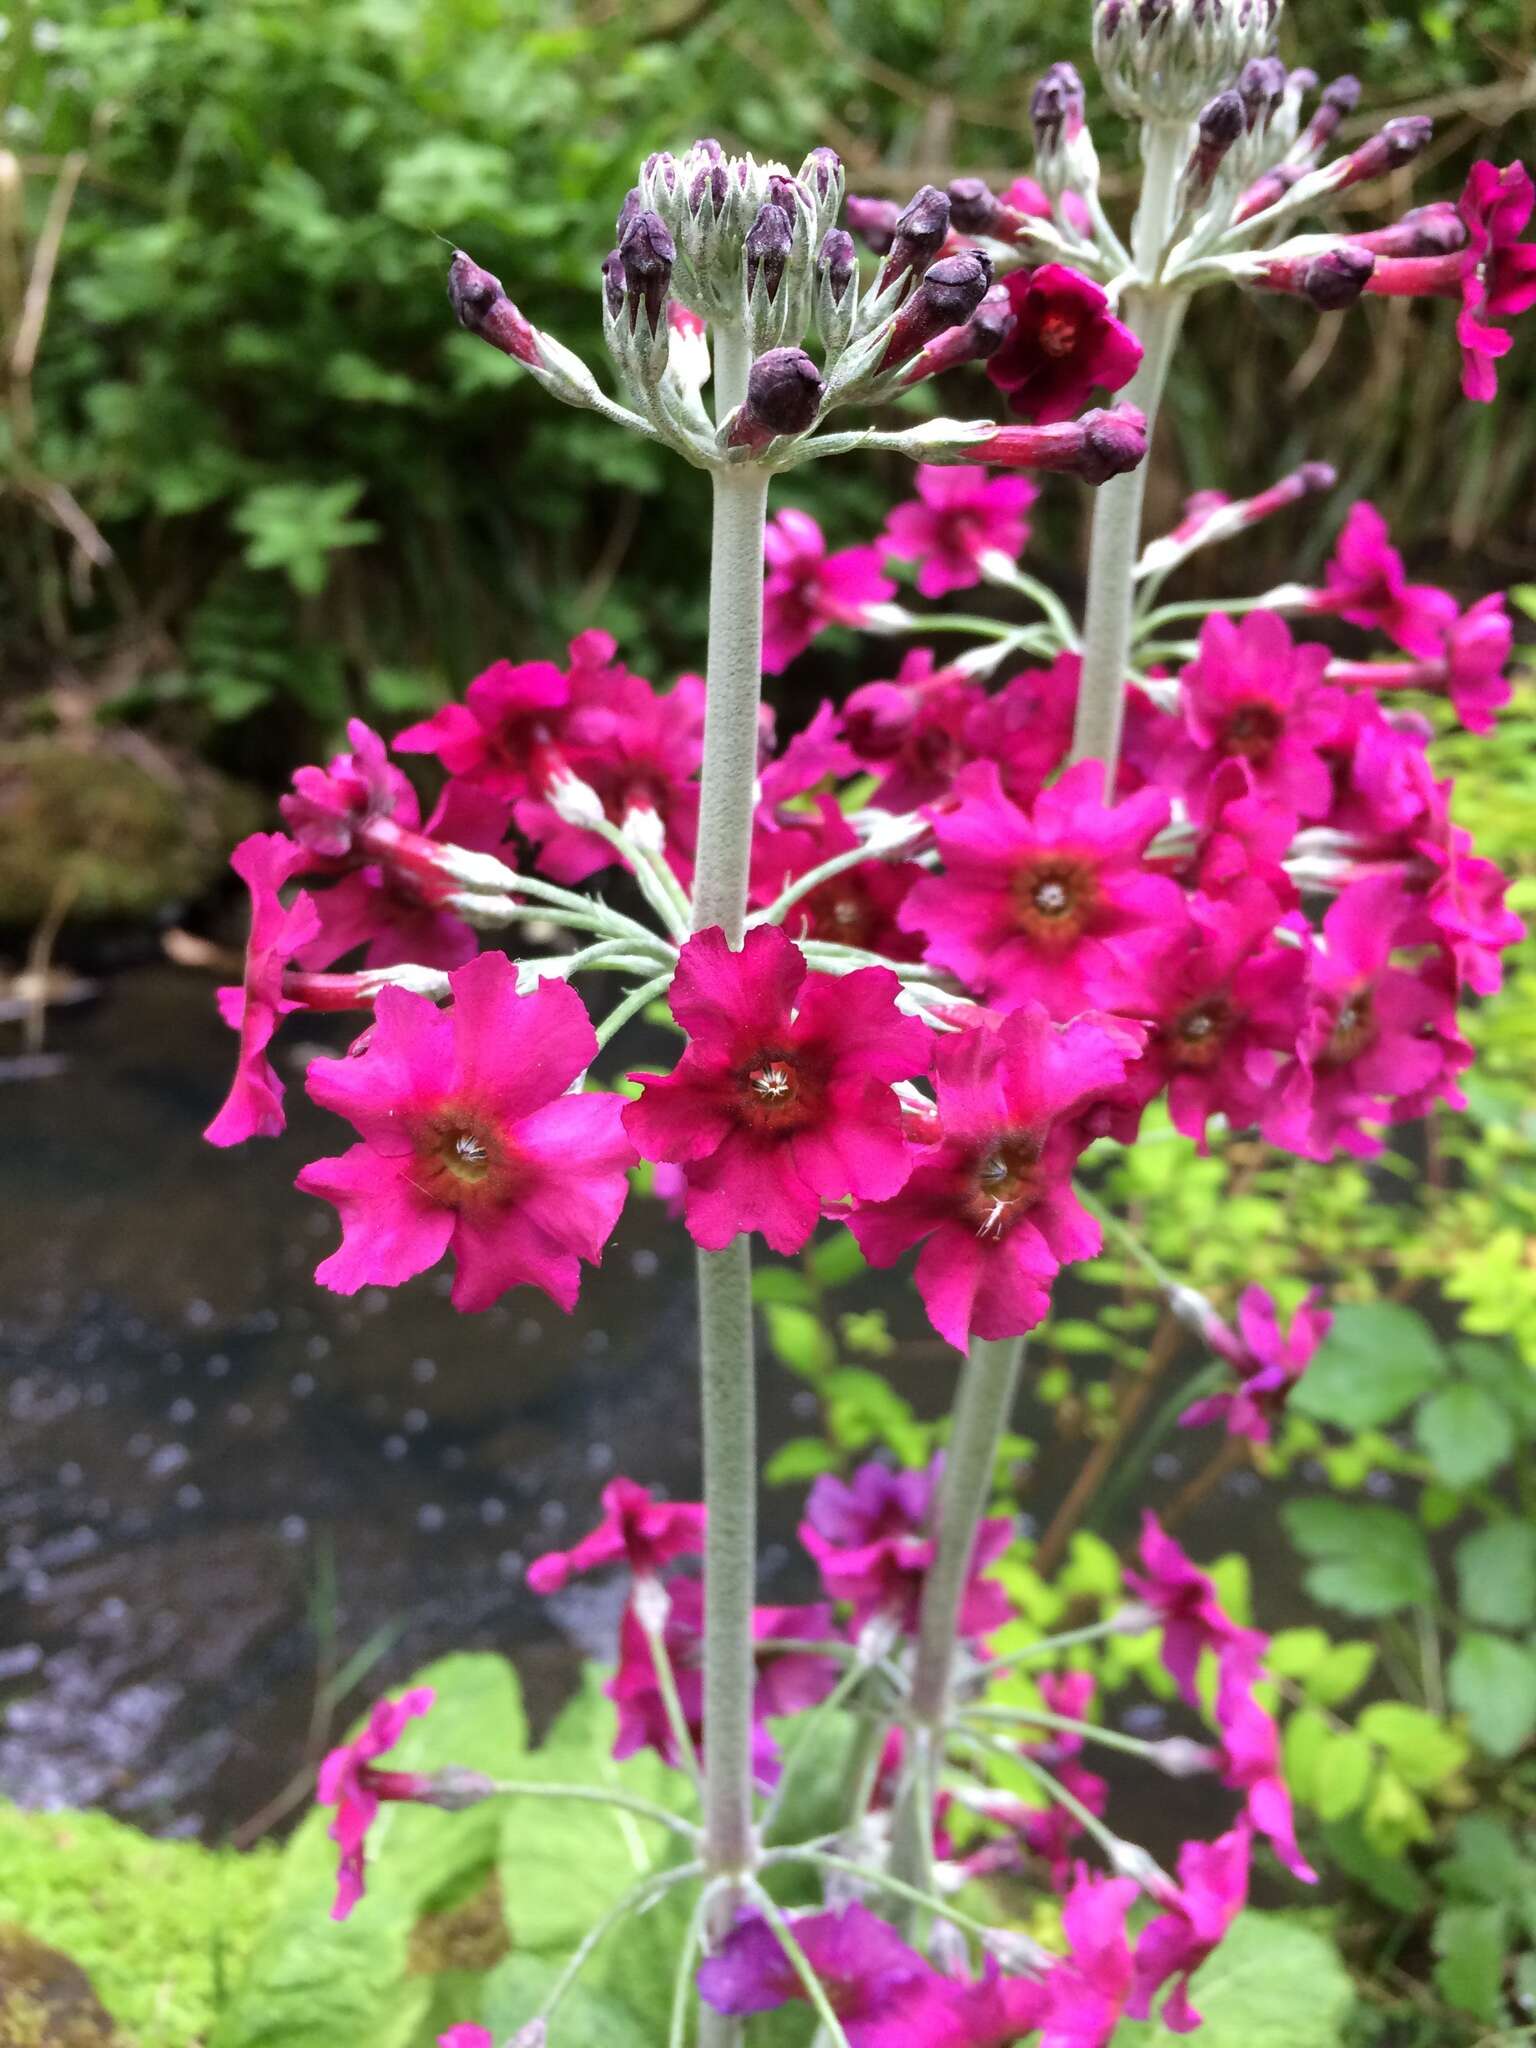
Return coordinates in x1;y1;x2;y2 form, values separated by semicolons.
0;960;1259;1851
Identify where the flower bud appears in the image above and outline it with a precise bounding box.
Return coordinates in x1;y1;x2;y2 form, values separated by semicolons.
745;201;793;301
600;247;625;321
846;193;901;254
643;151;678;195
615;184;643;239
962;403;1148;483
1237;56;1287;132
1032;60;1086;156
1293;72;1360;159
878;250;992;371
878;184;951;292
619;209;675;334
814;226;859;354
415;1765;500;1811
1338;115;1434;190
1303;244;1376;308
447;250;538;366
1183;90;1246;204
1148;1738;1220;1779
1234;161;1302;224
726;346;825;449
800;145;843;204
947;177;1000;237
1352;201;1467;258
899;281;1016;385
1096;0;1285;120
817;228;857;306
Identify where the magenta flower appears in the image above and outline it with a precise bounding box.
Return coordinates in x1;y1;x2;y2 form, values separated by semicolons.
848;1006;1140;1352
205;833;321;1148
1128;1825;1251;2033
1456;160;1536;401
881;466;1038;599
623;924;930;1256
1124;1516;1263;1710
1174;612;1340;819
316;1686;436;1920
842;651;983;812
1215;1650;1316;1882
437;2030;493;2048
297;953;634;1312
986;264;1143;424
799;1458;1013;1636
899;758;1185;1019
1036;1868;1140;2048
1442;592;1514;733
1181;1286;1332;1445
749;795;924;961
281;719;416;859
395;655;572;799
1409;816;1526;997
698;1904;942;2040
1311;503;1457;659
762;507;897;674
525;1476;705;1595
758;699;860;812
960;654;1079;811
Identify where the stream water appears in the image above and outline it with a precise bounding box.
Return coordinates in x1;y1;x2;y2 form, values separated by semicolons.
0;961;1274;1853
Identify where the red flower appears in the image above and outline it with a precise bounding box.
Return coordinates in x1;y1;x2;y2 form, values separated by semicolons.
525;1476;705;1594
1310;503;1457;659
1456;160;1536;402
842;651;984;812
1174;612;1341;820
316;1686;435;1919
1127;1825;1251;2033
986;264;1143;424
624;924;931;1255
204;833;321;1147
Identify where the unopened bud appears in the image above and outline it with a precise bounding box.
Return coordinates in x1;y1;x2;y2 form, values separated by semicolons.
817;228;857;306
1235;162;1302;224
1295;72;1360;158
1340;115;1434;189
948;176;1000;237
1303;244;1376;308
447;251;539;367
601;248;625;321
416;1765;499;1811
745;201;793;300
1238;56;1287;130
1032;61;1086;158
621;804;666;856
618;210;675;334
1148;1737;1221;1778
511;2024;548;2048
1352;201;1467;257
879;184;951;292
878;250;991;371
846;194;901;254
727;346;825;449
616;185;643;239
801;145;843;203
547;766;607;831
899;281;1016;385
1184;90;1245;199
643;151;678;195
963;403;1148;483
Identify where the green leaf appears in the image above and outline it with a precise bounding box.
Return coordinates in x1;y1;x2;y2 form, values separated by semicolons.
762;1303;837;1377
1281;1708;1331;1806
1308;1641;1377;1709
484;1954;643;2046
1357;1702;1471;1790
1414;1382;1515;1488
1115;1912;1354;2046
1266;1628;1329;1680
232;480;380;596
764;1437;842;1485
1448;1633;1536;1758
1456;1521;1536;1629
752;1268;816;1308
1437;1814;1526;1904
1432;1903;1509;2023
806;1229;866;1290
1321;1817;1430;1913
1314;1732;1374;1822
1291;1301;1445;1428
1281;1499;1436;1617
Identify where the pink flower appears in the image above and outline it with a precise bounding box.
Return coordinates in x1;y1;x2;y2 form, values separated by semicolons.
698;1904;943;2041
848;1006;1140;1352
1174;613;1340;819
437;2030;493;2048
749;795;924;960
623;925;930;1255
899;758;1185;1018
1181;1287;1332;1444
316;1686;436;1920
881;467;1038;599
842;651;983;812
758;699;860;813
1127;1825;1251;2033
281;719;416;859
1124;1516;1263;1710
1456;160;1536;402
1312;503;1457;658
986;265;1143;424
1215;1650;1316;1882
395;656;572;799
1036;1869;1140;2048
525;1477;705;1594
297;953;634;1312
799;1458;1012;1636
960;655;1079;810
762;508;897;674
204;833;321;1147
1408;815;1525;997
1442;592;1514;733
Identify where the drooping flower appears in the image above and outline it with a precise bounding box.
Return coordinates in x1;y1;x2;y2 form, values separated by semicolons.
799;1458;1013;1637
881;466;1038;599
1127;1825;1251;2033
899;758;1185;1019
298;953;634;1312
1408;813;1525;998
987;264;1144;424
698;1904;944;2041
1123;1516;1264;1710
316;1686;436;1920
1180;1286;1332;1444
848;1006;1141;1352
1455;160;1536;402
623;924;931;1255
842;651;984;812
1310;503;1457;659
1173;612;1341;819
762;508;898;674
1214;1648;1317;1883
525;1477;705;1594
204;833;321;1147
749;795;925;961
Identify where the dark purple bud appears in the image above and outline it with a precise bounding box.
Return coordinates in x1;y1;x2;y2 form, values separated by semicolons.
878;250;991;370
643;152;678;194
619;209;675;333
448;250;538;366
879;184;952;291
817;227;857;305
948;177;1000;236
728;346;825;446
689;160;729;214
767;174;805;221
693;137;724;161
1238;56;1287;128
616;186;643;239
1352;201;1467;258
1303;245;1375;309
601;248;626;321
975;404;1148;482
1032;62;1086;151
745;202;793;300
1187;89;1245;192
1078;406;1150;483
1098;0;1127;36
898;281;1016;385
1341;114;1433;188
1322;74;1362;116
802;146;842;201
846;194;901;254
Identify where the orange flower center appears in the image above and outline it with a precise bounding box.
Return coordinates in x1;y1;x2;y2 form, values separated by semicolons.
963;1133;1045;1239
1038;311;1080;358
1013;857;1099;950
737;1050;820;1133
411;1110;517;1208
1324;991;1377;1065
1166;999;1233;1069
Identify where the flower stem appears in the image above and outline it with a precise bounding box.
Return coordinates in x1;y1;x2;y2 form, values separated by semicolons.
1070;119;1192;789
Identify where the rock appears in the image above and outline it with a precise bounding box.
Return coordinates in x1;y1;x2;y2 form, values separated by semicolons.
0;1925;127;2046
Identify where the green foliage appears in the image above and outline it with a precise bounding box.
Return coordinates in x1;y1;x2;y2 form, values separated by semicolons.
1116;1913;1354;2048
1281;1501;1435;1619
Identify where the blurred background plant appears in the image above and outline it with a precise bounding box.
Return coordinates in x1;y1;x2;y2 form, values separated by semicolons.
1;0;1533;776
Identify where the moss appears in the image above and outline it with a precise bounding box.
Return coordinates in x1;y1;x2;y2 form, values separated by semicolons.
0;1925;127;2046
0;1805;280;2048
0;740;260;925
406;1873;509;1978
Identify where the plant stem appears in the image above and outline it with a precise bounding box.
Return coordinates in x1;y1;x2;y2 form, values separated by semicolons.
1070;119;1191;789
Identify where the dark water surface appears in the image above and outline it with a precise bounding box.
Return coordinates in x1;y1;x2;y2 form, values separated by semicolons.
0;963;1271;1852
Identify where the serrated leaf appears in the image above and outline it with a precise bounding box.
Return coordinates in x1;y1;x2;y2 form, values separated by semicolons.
1282;1499;1436;1617
1292;1301;1445;1428
1415;1383;1515;1488
1456;1521;1536;1629
1448;1633;1536;1758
